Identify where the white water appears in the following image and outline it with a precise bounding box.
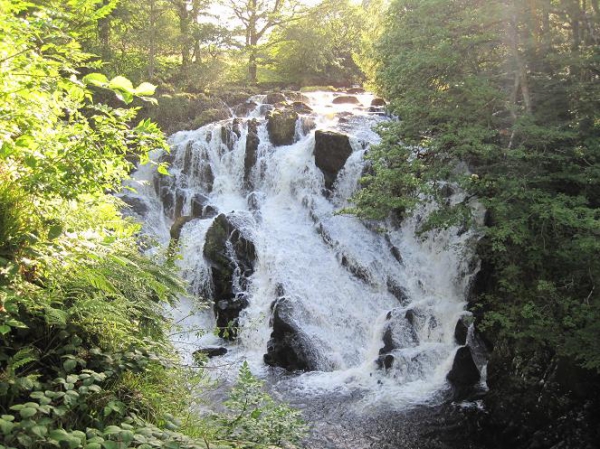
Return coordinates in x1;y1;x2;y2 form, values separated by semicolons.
121;91;482;412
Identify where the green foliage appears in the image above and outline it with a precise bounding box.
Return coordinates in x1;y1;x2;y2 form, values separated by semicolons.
212;362;307;447
268;0;366;86
357;0;600;370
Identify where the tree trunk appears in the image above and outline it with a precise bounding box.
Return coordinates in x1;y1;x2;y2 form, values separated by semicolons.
148;0;157;79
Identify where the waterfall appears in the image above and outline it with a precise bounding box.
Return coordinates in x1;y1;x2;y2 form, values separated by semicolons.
120;91;483;413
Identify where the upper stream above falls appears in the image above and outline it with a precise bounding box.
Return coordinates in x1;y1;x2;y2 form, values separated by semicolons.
120;91;487;448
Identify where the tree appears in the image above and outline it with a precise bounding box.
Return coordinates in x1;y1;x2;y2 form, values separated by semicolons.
221;0;307;83
268;0;366;86
355;0;600;370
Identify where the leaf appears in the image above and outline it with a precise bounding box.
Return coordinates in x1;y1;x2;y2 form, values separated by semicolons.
48;224;63;240
134;82;156;96
63;359;77;372
49;429;71;442
19;407;37;419
108;76;134;93
157;163;171;176
0;325;10;335
83;73;108;87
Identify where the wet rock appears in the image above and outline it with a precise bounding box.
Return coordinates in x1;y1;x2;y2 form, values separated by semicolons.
170;216;194;241
332;95;361;105
120;195;148;216
202;205;218;218
376;354;395;370
264;297;315;371
314;130;353;190
245;119;260;185
347;87;365;94
387;278;409;304
233;101;257;116
191;193;210;218
265;92;286;104
204;214;256;339
221;118;242;151
284;91;310;103
380;328;395;354
291;101;313;114
454;317;470;346
340;254;371;284
194;346;228;358
266;109;298;146
447;347;480;393
371;97;387;107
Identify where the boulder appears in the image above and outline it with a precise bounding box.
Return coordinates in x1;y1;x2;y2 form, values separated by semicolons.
314;130;353;190
371;97;387;107
221;118;242;151
204;214;256;339
284;91;310;103
376;354;395;370
265;92;287;104
194;346;228;358
300;116;316;135
291;101;313;114
233;101;257;116
347;87;365;94
264;297;315;371
245;119;260;185
190;193;210;218
447;347;480;390
266;109;298;146
332;95;361;105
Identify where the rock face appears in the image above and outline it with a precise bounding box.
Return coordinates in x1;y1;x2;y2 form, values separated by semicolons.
266;109;298;146
454;317;470;346
120;195;148;217
332;95;361;105
264;297;315;371
314;130;353;190
203;214;256;339
447;347;481;399
371;97;387;107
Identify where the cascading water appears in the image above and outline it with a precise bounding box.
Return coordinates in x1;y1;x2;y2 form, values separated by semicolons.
120;91;484;446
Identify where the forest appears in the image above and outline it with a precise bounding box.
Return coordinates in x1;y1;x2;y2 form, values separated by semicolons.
1;0;599;448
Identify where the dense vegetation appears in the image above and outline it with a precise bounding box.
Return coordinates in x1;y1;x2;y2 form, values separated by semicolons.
356;0;600;371
0;1;304;448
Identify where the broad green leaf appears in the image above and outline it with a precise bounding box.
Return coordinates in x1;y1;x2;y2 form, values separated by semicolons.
48;224;63;240
108;76;134;93
0;325;10;335
19;407;37;419
83;73;108;87
134;82;156;96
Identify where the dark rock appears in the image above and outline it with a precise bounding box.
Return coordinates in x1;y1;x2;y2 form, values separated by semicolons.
245;119;260;185
314;130;353;190
233;101;257;116
120;195;148;216
376;354;395;370
266;109;298;146
340;254;371;284
264;298;315;371
371;97;387;107
332;95;361;105
202;205;218;218
380;328;395;354
347;87;365;94
387;278;409;304
265;92;286;104
284;91;310;103
194;346;228;358
291;101;313;114
191;193;210;218
188;107;231;130
447;347;480;388
170;216;194;241
220;119;242;151
454;317;470;346
204;214;256;339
